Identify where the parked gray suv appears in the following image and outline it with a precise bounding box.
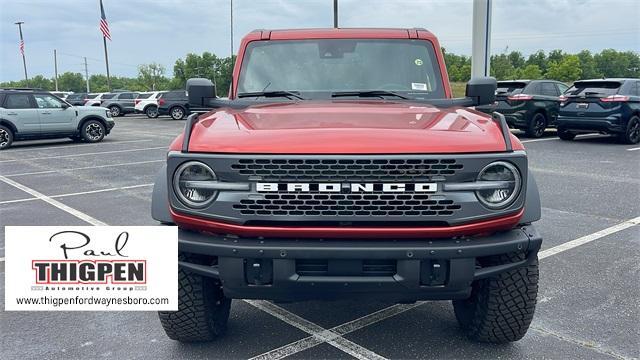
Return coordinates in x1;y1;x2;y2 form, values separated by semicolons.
100;92;139;117
0;89;115;150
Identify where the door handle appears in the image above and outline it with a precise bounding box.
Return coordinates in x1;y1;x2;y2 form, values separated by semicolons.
41;112;51;115
7;112;18;115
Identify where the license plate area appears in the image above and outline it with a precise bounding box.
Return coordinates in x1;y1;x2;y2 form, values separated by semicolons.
576;103;589;109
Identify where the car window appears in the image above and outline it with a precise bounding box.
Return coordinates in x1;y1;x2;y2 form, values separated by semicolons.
565;81;622;96
540;82;558;96
165;91;186;100
4;94;34;109
496;82;527;95
119;93;135;99
556;83;569;94
635;82;640;96
155;92;166;99
34;94;65;108
525;83;541;95
137;93;153;99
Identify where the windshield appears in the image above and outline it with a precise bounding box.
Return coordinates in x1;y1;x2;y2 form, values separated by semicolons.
237;39;445;99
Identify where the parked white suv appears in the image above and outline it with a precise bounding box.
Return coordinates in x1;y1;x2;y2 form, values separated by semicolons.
84;93;113;106
135;91;165;118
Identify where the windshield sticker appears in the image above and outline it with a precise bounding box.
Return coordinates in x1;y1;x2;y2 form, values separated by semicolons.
412;83;428;91
414;59;423;66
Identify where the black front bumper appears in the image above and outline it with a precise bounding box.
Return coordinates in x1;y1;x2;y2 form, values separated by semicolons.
178;225;542;302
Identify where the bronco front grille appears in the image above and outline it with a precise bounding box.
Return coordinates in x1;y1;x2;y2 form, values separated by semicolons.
232;193;462;217
230;158;463;182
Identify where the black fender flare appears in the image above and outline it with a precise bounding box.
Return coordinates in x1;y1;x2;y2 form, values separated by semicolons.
521;172;541;224
151;164;174;224
77;115;108;132
0;118;17;134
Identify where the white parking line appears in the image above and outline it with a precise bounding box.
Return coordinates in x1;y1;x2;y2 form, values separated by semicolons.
0;175;106;226
246;300;388;360
0;146;167;163
538;216;640;259
627;147;640;151
5;160;164;177
0;183;154;205
2;139;153;153
250;302;424;360
250;215;640;359
521;134;605;143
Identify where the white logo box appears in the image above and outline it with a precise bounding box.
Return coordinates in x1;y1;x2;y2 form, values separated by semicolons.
5;226;178;311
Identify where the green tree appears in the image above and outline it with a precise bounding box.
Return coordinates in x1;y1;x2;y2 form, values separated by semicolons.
546;55;582;82
526;50;547;73
173;52;236;95
508;51;526;69
138;62;167;91
594;49;640;78
57;72;86;92
490;53;517;80
517;64;543;80
576;50;601;79
547;49;564;64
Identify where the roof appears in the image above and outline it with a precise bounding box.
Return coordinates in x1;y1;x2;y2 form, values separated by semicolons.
246;28;438;41
578;78;637;82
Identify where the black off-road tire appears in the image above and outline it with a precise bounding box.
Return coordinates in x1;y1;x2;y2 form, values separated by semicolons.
80;119;106;143
158;255;231;342
452;253;539;343
525;113;547;138
0;125;14;150
557;127;576;141
618;115;640;144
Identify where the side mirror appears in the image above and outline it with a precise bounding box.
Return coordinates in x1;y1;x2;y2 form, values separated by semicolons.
61;102;70;109
465;77;497;106
187;78;217;107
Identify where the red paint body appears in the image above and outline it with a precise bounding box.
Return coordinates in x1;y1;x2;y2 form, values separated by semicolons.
169;28;525;237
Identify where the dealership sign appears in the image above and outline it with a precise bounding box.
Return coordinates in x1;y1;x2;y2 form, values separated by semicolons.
5;226;178;311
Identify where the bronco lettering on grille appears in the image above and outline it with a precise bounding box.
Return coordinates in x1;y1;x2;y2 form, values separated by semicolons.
256;183;438;193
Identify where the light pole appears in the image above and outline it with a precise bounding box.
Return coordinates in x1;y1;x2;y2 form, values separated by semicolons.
15;21;28;83
333;0;338;28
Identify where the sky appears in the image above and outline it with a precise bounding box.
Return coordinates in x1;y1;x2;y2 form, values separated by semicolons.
1;0;638;82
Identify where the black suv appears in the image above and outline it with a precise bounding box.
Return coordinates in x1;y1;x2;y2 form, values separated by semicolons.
158;90;189;120
477;80;569;138
557;78;640;144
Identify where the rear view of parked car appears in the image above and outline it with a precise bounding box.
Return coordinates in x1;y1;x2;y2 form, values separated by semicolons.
85;93;114;106
477;80;568;138
157;90;189;120
101;92;139;117
65;93;89;106
557;79;640;144
135;91;165;118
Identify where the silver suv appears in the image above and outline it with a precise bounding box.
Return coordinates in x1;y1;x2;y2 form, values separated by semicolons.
100;92;139;117
0;89;115;150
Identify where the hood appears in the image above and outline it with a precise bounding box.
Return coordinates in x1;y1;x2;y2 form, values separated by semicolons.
181;101;522;154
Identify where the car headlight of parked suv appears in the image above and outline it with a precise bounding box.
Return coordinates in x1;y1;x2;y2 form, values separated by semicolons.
173;161;218;208
475;161;522;209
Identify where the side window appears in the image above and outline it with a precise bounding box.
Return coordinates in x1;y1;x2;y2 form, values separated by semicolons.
5;94;35;109
525;83;541;95
120;93;135;99
556;83;569;94
540;82;558;96
33;94;64;109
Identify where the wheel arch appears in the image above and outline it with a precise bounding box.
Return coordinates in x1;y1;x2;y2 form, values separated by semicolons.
0;118;17;134
77;115;108;132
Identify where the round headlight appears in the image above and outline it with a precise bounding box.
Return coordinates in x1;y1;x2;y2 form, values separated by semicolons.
173;161;217;208
476;161;521;209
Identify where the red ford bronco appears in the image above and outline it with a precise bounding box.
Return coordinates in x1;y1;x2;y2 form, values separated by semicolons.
152;28;542;343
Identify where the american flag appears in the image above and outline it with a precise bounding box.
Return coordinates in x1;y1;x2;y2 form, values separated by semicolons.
99;0;111;41
19;39;24;55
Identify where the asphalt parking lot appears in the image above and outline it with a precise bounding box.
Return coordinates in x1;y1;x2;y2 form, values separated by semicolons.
1;115;638;360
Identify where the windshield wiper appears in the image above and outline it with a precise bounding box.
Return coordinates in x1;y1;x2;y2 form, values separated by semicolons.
237;91;305;100
331;90;411;100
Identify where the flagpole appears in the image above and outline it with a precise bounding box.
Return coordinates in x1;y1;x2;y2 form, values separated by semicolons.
15;21;28;83
103;36;111;91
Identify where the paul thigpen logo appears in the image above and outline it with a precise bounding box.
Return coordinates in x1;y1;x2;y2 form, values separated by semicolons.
32;231;146;285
